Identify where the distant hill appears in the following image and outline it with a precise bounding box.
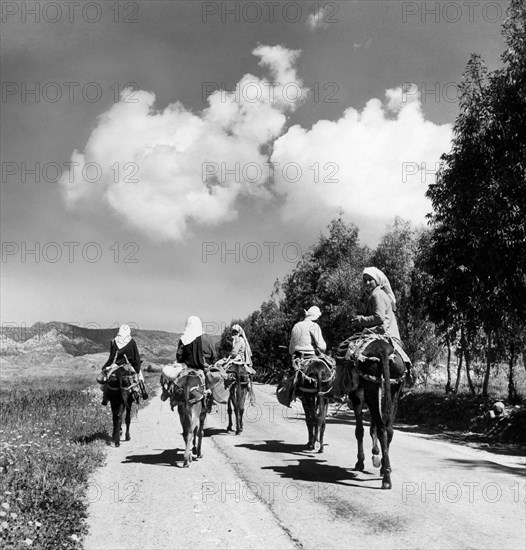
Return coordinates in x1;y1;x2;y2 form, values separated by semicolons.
0;322;219;364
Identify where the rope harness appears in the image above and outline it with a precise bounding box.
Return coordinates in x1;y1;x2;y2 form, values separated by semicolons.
161;368;206;410
293;355;336;397
335;330;406;387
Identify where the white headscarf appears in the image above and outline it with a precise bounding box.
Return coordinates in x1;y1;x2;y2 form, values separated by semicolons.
232;324;253;366
303;305;321;321
363;267;397;312
115;324;132;349
180;316;203;345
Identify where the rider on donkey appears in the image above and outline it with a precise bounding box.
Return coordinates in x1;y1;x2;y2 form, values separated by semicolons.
350;267;413;386
227;324;256;375
162;315;214;410
100;324;147;405
289;305;327;361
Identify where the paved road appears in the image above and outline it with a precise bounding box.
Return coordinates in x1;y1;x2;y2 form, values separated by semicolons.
84;383;526;549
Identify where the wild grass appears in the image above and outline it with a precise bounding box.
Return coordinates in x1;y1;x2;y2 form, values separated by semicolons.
411;361;526;401
0;375;111;549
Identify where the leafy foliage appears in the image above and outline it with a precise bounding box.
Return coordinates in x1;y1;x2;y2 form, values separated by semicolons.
423;0;526;398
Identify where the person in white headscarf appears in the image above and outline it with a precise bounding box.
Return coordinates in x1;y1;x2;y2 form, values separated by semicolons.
289;305;327;359
228;324;256;375
352;267;400;339
171;315;216;410
175;316;208;371
100;324;144;405
352;267;413;383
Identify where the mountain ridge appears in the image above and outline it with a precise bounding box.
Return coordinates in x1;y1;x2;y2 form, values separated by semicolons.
0;322;220;363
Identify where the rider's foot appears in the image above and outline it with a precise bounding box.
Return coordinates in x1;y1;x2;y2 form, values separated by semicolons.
101;398;108;406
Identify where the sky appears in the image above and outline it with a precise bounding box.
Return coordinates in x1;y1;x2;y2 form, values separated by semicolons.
0;0;508;335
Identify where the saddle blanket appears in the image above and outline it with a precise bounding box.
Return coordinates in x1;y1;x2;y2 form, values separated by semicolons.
336;333;411;368
161;363;230;404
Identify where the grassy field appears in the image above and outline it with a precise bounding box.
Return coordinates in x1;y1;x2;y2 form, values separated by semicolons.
411;360;526;400
0;362;158;550
398;362;526;446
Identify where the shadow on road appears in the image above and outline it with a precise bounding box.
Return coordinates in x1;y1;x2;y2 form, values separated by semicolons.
122;448;185;467
204;427;230;437
442;457;526;475
261;458;384;490
236;439;314;456
237;440;383;490
395;424;526;457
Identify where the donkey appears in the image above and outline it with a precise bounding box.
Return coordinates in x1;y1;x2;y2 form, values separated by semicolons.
296;356;335;453
106;367;139;447
162;368;207;467
336;335;407;489
226;363;251;435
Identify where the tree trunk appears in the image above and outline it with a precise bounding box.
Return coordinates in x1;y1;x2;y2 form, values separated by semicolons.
454;348;463;394
482;332;492;398
508;342;518;402
445;336;452;393
454;325;465;394
465;345;476;395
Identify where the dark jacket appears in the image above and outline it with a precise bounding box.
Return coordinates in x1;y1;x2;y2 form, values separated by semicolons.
201;333;217;366
176;336;207;371
102;339;141;373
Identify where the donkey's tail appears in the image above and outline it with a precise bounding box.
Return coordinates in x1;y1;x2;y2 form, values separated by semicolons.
381;346;392;423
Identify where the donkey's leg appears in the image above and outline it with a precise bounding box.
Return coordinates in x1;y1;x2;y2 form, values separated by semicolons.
111;399;122;447
370;423;380;468
350;390;365;471
236;386;245;435
183;408;197;467
124;395;132;441
365;383;391;489
226;388;234;432
317;397;328;454
384;385;402;475
195;405;206;458
302;397;315;449
178;405;190;467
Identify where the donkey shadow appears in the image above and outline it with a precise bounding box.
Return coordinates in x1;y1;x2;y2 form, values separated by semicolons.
261;458;383;490
122;448;188;467
237;439;313;457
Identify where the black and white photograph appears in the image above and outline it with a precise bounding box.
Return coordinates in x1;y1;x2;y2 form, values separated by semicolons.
1;0;525;548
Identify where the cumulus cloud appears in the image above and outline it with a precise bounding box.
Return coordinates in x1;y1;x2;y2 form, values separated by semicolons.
271;86;452;226
59;45;304;242
60;46;451;242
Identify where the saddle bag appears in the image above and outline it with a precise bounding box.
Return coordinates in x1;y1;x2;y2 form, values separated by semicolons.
207;365;230;404
276;374;295;408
